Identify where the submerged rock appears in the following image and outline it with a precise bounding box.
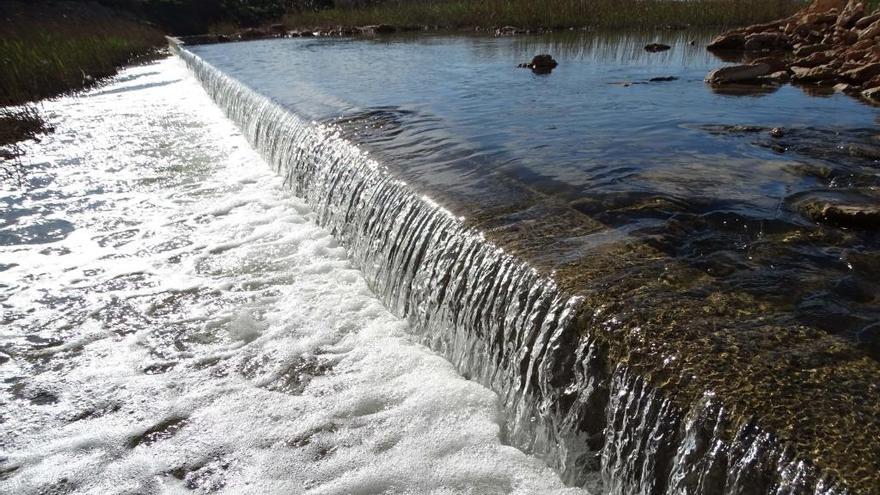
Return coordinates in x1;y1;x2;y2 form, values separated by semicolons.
789;189;880;229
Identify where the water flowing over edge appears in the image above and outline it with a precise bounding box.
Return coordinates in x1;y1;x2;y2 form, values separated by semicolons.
172;43;849;495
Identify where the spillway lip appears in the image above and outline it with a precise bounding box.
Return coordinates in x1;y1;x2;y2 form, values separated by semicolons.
168;37;880;495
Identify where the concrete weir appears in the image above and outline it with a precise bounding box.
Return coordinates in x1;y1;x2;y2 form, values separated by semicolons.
170;38;879;494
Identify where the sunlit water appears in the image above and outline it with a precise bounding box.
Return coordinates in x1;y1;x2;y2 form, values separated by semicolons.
0;58;584;494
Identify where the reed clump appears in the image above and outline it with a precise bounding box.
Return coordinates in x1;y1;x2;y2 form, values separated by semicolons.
284;0;808;30
0;4;165;106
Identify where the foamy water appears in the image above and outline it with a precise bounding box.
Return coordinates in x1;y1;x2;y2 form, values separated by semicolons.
0;57;584;495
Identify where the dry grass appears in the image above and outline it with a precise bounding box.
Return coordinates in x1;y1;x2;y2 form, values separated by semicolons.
285;0;808;30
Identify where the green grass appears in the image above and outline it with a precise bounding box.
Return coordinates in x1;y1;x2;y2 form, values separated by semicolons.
284;0;808;30
0;11;165;106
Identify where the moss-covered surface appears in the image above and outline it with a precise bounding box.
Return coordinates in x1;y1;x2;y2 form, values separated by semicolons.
461;191;880;493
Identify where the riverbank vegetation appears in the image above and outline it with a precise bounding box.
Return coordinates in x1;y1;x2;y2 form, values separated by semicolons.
0;2;165;106
283;0;809;30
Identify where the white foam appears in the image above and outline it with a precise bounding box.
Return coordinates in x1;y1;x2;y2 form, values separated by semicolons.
0;58;586;494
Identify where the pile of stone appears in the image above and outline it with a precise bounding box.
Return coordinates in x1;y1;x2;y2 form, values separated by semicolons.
705;0;880;103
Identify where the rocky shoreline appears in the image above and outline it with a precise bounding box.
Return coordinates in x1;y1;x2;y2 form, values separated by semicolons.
705;0;880;104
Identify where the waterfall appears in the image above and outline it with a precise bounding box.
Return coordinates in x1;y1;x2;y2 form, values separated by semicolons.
172;44;847;495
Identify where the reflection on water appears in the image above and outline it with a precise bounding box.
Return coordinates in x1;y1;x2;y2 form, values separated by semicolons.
190;31;880;357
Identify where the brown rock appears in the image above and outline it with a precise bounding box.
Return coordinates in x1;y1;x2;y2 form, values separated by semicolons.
751;56;789;72
744;32;790;51
835;27;860;44
767;70;792;83
706;63;772;83
854;12;880;29
843;62;880;82
795;51;834;67
864;86;880;101
864;75;880;89
858;19;880;39
842;48;870;61
791;64;838;82
707;32;746;50
837;0;866;28
794;43;831;56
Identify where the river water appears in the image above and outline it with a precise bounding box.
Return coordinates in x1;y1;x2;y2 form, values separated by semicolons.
0;58;583;494
2;29;879;495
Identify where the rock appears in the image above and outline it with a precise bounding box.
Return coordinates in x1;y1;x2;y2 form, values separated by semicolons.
835;82;853;91
707;32;746;50
835;28;860;44
751;56;789;72
789;189;880;229
842;62;880;82
791;64;838;82
794;43;831;57
864;86;880;101
645;43;671;52
836;0;865;28
864;75;880;89
770;127;786;138
269;23;285;33
854;12;880;29
794;51;833;67
767;71;792;83
495;25;526;36
744;32;790;51
359;24;396;35
706;63;772;84
649;76;678;82
519;54;558;74
858;19;880;39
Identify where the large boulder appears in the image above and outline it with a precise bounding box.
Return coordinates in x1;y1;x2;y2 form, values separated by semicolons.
705;63;772;83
